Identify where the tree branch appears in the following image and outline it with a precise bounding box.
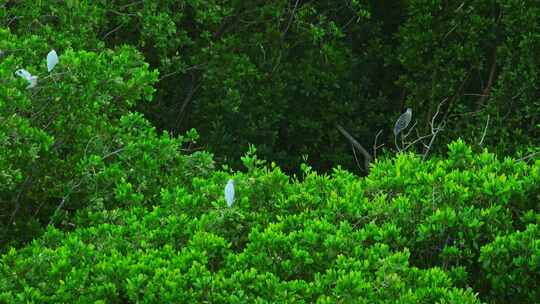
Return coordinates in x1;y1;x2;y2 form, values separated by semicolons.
477;48;497;109
373;129;383;159
478;114;490;146
282;0;300;40
336;124;372;173
175;74;202;130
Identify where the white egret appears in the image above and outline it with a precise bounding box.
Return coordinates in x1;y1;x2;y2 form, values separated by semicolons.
224;179;235;207
15;69;38;89
47;50;58;72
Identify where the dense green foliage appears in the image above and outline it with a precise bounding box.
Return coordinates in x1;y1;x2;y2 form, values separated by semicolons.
1;0;539;302
0;29;214;247
3;1;539;172
1;141;539;302
397;0;540;154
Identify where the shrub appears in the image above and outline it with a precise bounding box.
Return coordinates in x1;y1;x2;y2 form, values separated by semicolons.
0;29;213;248
1;141;538;302
0;203;480;303
480;223;540;302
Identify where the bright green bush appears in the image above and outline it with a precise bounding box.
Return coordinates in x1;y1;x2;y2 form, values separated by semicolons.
0;202;480;303
364;140;540;292
480;223;540;302
0;29;213;248
1;141;538;303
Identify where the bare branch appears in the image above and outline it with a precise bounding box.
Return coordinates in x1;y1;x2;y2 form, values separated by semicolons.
102;147;126;160
48;179;83;226
373;130;383;159
479;114;490;146
421;129;440;161
477;48;497;109
282;0;300;39
106;9;138;17
402;133;433;151
176;74;202;129
158;63;206;81
351;144;362;171
119;1;144;9
422;99;446;160
516;151;540;163
336;124;372;173
463;93;489;97
102;23;124;40
397;99;447;160
402;119;418;140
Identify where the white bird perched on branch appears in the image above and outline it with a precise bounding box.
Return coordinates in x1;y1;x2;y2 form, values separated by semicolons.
15;69;38;89
14;49;59;90
393;108;412;136
47;50;59;72
224;179;235;207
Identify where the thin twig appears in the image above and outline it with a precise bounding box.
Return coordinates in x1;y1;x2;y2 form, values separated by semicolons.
402;133;433;151
7;16;19;27
402;119;418;140
422;100;446;160
83;136;100;158
373;130;383;159
282;0;300;39
455;2;465;12
48;180;83;226
102;147;126;160
516;151;540;163
119;0;144;9
422;129;440;161
158;64;206;81
106;9;138;17
477;48;497;109
176;79;202;129
463;93;489;97
399;98;446;158
479;114;490;146
102;24;124;40
351;144;362;171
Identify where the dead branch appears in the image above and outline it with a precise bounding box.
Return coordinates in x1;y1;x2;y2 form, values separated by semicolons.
402;119;418;140
395;119;418;151
373;130;384;159
175;74;202;130
336;124;372;173
477;48;497;109
351;144;362;171
282;0;300;40
397;99;446;161
48;179;83;226
516;151;540;163
479;114;490;146
421;99;446;160
101;23;124;40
